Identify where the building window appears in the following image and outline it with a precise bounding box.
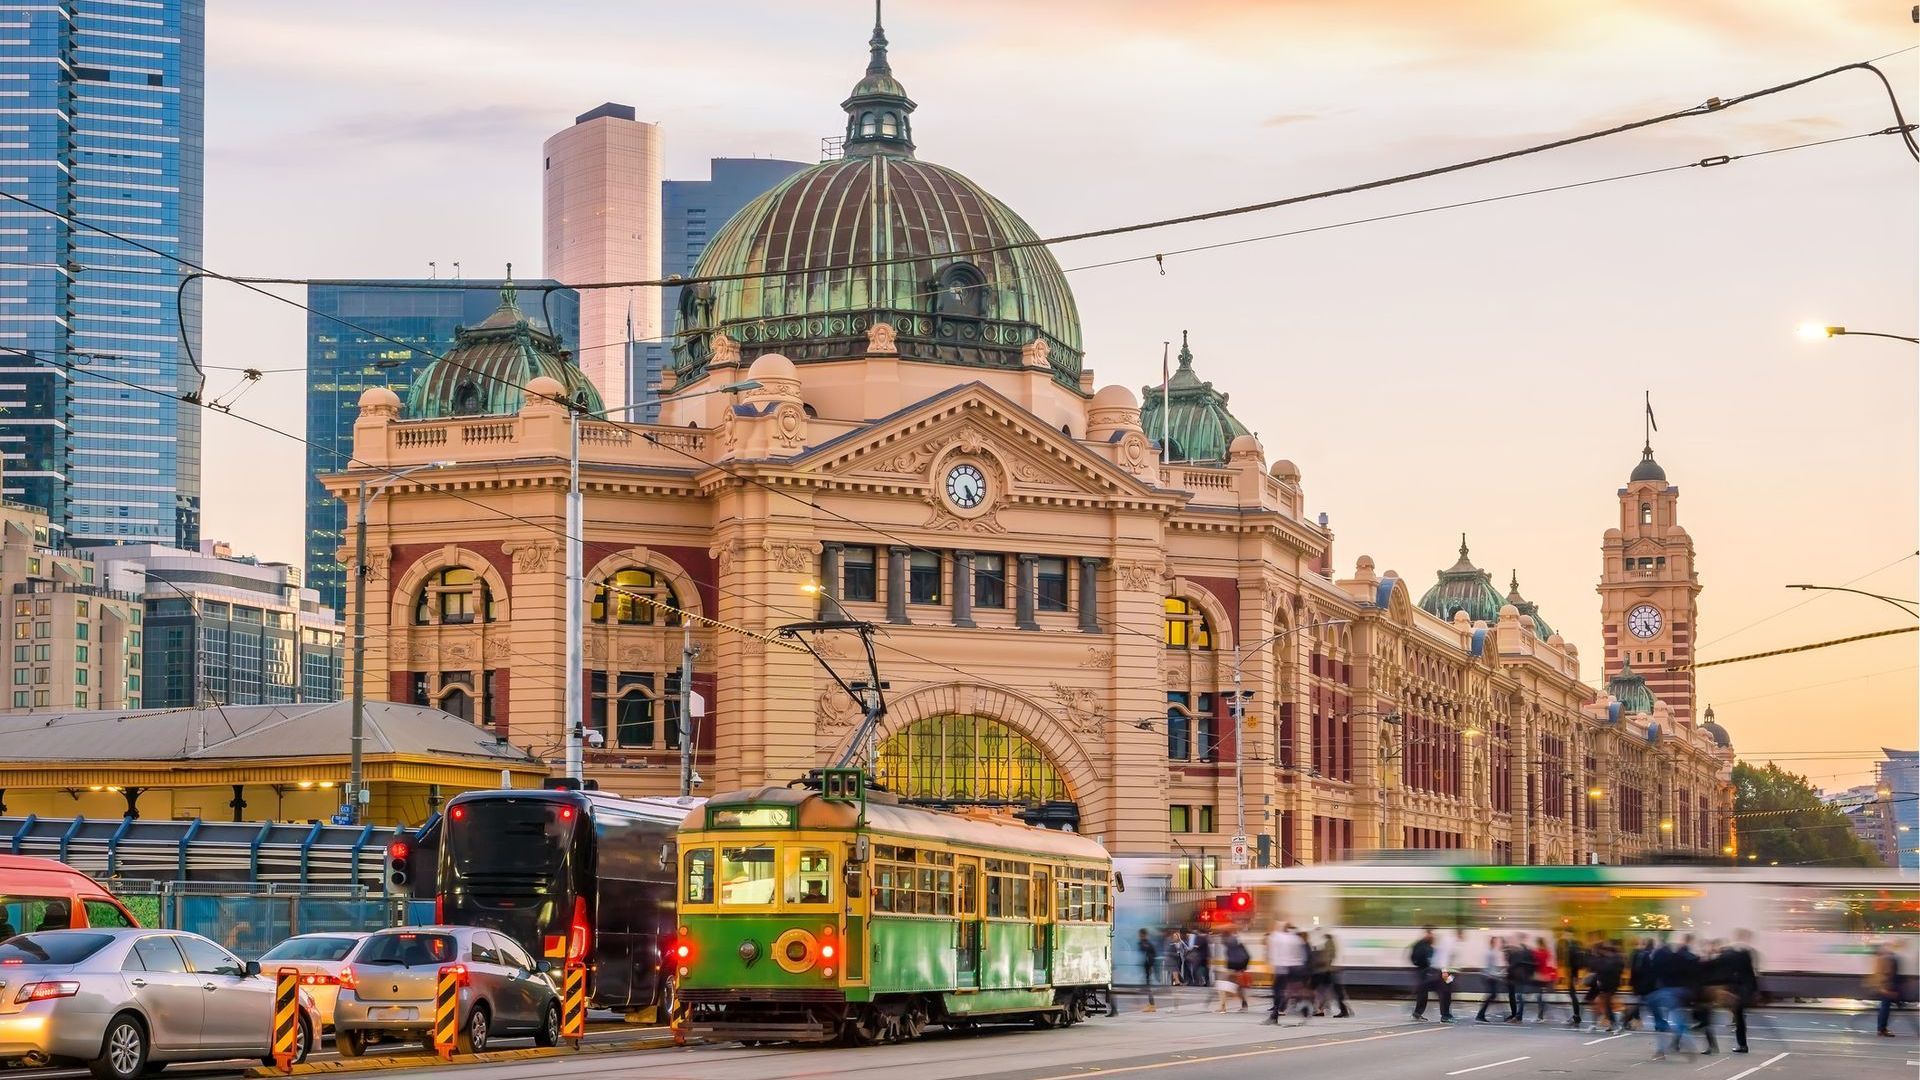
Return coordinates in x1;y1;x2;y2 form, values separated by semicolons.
1175;855;1219;891
590;669;683;750
1169;805;1190;833
1196;693;1218;761
1640;502;1653;525
908;551;942;604
973;553;1007;608
73;691;86;708
875;712;1068;804
1197;805;1215;834
10;691;25;708
1164;597;1213;649
1036;557;1068;612
590;567;682;625
842;546;877;602
1166;692;1191;761
413;567;497;625
32;690;47;707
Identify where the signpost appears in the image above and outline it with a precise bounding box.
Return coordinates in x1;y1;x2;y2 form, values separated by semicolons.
1230;835;1249;869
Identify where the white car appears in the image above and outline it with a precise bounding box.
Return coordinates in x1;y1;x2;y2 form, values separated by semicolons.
256;932;368;1029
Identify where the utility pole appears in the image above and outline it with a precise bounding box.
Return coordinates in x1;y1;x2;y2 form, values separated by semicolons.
678;620;697;796
564;409;584;784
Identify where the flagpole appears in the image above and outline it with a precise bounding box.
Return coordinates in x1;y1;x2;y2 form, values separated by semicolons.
1161;340;1171;464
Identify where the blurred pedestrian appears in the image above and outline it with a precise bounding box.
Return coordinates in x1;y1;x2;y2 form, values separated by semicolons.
1503;936;1535;1023
1137;928;1159;1012
1558;928;1585;1027
1217;931;1251;1012
1619;937;1655;1029
1867;941;1903;1038
1716;929;1757;1053
1411;926;1453;1023
1476;935;1509;1023
1189;924;1212;988
1648;935;1694;1060
1264;922;1306;1024
1587;938;1623;1033
1684;937;1718;1054
1529;936;1556;1023
1312;928;1352;1018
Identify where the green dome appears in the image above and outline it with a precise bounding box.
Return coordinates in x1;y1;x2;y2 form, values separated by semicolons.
1138;332;1251;464
1504;570;1556;642
404;280;602;420
1608;660;1657;716
1417;536;1506;624
669;10;1084;391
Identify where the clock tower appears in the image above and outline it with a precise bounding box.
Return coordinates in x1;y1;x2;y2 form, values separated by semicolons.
1599;435;1701;725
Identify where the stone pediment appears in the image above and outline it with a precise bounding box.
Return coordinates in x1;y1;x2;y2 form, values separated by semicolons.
799;383;1158;504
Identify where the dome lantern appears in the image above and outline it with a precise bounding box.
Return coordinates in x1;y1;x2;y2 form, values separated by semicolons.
1138;331;1251;465
1607;659;1658;716
1504;569;1557;642
842;1;915;157
404;267;602;421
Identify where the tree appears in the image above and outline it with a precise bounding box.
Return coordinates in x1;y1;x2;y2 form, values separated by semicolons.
1732;761;1881;868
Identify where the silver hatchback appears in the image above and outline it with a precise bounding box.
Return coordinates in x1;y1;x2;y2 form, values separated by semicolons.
332;926;560;1056
0;928;318;1079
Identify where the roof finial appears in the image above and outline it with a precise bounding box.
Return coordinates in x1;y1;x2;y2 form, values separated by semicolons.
1459;533;1469;560
500;262;516;309
1177;329;1193;368
867;0;890;75
1509;569;1520;592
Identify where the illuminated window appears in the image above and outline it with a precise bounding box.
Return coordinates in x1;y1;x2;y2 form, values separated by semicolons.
1164;597;1212;649
413;567;497;625
877;713;1068;805
590;567;681;626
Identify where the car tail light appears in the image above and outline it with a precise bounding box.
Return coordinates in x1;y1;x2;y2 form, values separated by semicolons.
299;973;339;986
337;967;357;991
566;897;590;962
451;805;466;821
444;964;470;987
434;895;445;924
15;981;78;1003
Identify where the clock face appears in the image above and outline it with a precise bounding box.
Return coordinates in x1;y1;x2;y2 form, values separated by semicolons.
944;463;987;509
1627;603;1663;639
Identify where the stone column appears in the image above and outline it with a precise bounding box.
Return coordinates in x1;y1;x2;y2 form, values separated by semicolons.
818;543;844;620
1015;554;1039;630
886;546;910;625
952;551;975;628
1077;557;1102;633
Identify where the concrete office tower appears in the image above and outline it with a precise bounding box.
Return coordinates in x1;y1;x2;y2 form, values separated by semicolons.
634;157;807;420
543;103;661;408
0;0;206;547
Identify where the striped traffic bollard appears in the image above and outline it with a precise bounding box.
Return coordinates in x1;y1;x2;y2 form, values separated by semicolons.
271;967;300;1074
562;962;587;1047
434;965;461;1060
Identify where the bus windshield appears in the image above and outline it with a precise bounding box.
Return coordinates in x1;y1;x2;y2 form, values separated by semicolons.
450;800;573;875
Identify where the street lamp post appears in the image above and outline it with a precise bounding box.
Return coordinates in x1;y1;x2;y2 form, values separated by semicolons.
350;461;453;823
561;379;759;785
1226;619;1348;868
1799;324;1919;345
1784;583;1919;620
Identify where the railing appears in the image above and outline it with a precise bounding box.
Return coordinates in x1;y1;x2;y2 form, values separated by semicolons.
11;579;142;603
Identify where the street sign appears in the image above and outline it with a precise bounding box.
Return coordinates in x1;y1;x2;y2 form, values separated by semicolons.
1230;835;1249;868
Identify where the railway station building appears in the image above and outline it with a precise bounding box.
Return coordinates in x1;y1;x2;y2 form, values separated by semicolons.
326;13;1733;868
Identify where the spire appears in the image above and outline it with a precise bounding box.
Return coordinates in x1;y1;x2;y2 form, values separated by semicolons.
1177;329;1193;369
1445;533;1474;572
841;0;916;156
500;262;517;310
1508;569;1522;600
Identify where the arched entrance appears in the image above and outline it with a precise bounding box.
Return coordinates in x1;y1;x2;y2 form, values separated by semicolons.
876;713;1077;828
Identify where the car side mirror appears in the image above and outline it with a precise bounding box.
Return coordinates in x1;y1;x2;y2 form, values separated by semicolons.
244;960;262;978
535;959;552;974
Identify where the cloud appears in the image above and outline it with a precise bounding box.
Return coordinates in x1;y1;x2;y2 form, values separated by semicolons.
1262;112;1319;128
314;104;556;149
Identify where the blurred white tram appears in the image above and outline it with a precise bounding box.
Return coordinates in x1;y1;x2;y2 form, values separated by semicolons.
1223;861;1918;998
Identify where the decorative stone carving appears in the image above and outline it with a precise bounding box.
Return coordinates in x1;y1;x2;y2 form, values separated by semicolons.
618;639;665;666
445;638;477;664
503;541;558;575
1079;646;1115;669
922;500;1007;534
584;636;607;662
810;634;849;659
816;685;861;731
709;331;741;366
865;320;897;354
483;637;512;661
872;445;934;475
762;539;820;575
389;640;411;664
1022;337;1050;369
708;540;740;578
1118;431;1151;468
1048;682;1109;737
1115;561;1165;593
1010;458;1047;484
772;402;807;449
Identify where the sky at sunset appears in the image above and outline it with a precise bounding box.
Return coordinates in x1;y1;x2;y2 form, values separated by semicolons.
199;1;1917;788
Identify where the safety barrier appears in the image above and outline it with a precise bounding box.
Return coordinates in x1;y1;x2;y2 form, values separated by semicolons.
562;962;586;1046
271;966;300;1074
434;964;461;1060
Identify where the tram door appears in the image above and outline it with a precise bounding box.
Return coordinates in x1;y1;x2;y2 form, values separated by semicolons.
956;862;981;989
1032;868;1052;985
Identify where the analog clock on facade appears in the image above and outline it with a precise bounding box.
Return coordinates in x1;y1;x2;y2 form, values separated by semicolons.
1627;603;1663;639
945;463;987;509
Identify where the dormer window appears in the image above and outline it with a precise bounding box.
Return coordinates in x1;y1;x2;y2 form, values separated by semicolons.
452;380;482;416
879;112;899;137
934;263;985;317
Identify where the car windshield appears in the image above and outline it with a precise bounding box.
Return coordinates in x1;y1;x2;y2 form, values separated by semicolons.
448;799;571;876
354;932;455;967
261;936;359;963
0;932;113;965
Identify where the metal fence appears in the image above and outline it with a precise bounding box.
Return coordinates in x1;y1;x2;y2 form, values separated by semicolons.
104;880;415;960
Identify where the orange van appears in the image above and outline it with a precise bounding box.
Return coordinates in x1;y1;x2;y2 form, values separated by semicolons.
0;853;139;938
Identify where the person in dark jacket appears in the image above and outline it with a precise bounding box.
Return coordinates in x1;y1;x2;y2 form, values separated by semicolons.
1869;942;1903;1037
1558;929;1585;1026
1503;938;1535;1023
1137;928;1160;1011
1684;939;1718;1054
1716;930;1759;1053
1647;937;1694;1059
1618;938;1656;1029
1411;926;1452;1022
1588;939;1624;1033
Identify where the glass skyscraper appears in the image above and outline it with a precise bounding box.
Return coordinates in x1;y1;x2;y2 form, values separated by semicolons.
635;157;806;420
0;0;205;547
305;280;577;612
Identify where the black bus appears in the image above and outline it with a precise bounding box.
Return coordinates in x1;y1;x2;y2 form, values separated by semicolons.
436;789;701;1018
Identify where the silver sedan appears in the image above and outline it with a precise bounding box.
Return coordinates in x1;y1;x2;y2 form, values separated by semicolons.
0;928;318;1079
333;925;561;1056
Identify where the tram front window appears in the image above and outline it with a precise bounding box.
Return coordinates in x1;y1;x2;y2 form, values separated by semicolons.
720;845;777;906
785;849;834;905
684;847;714;904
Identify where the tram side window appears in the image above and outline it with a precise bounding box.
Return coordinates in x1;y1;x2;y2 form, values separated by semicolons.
786;848;834;905
719;846;777;906
957;865;977;918
683;848;714;904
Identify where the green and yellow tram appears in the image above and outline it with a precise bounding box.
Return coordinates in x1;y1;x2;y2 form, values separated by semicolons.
673;776;1113;1044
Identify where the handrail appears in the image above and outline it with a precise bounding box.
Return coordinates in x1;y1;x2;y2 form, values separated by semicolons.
297;821;323;886
348;823;374;889
176;818;202;883
8;814;34;855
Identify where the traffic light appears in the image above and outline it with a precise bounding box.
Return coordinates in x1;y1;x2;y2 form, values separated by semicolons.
387;840;411;891
1228;889;1253;915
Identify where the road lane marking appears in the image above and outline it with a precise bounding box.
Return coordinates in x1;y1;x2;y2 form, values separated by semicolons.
1445;1056;1530;1076
1021;1026;1445;1080
1725;1051;1790;1080
1583;1032;1630;1045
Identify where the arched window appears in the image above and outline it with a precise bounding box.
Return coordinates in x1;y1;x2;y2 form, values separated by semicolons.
934;262;986;317
859;111;877;137
439;685;473;723
452;380;483;416
1640;502;1653;526
590;567;682;625
876;713;1067;805
1163;597;1212;649
413;567;497;625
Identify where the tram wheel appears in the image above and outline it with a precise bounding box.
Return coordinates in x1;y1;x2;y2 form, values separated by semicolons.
843;1006;882;1047
902;1000;928;1041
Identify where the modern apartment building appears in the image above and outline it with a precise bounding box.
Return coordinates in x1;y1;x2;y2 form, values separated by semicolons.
542;102;659;409
100;541;343;708
0;0;205;547
633;157;807;420
0;490;142;712
304;279;577;612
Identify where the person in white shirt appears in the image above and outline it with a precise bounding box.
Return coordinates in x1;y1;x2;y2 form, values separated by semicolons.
1264;923;1307;1024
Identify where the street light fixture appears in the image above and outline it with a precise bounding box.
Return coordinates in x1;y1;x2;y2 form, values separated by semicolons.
1784;583;1919;620
558;379;761;784
1797;323;1919;345
349;460;454;822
